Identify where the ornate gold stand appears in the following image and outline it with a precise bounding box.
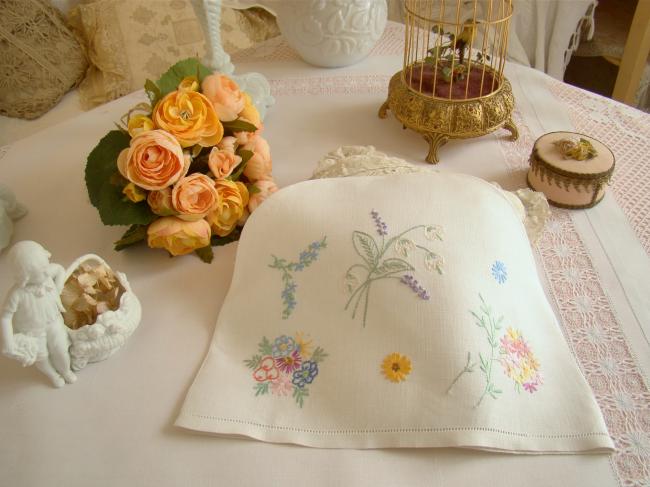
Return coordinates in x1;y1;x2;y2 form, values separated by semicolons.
379;70;518;163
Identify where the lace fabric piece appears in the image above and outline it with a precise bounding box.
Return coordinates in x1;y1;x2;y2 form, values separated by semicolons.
311;145;549;244
0;0;87;120
69;0;209;109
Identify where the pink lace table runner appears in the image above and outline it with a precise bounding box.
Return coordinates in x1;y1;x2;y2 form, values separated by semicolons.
499;109;650;487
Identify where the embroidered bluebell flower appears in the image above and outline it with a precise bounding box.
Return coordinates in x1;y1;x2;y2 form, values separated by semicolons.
424;225;443;241
269;237;327;319
272;335;297;358
292;361;319;388
400;274;430;300
424;252;444;274
395;238;414;257
371;209;388;236
491;260;507;284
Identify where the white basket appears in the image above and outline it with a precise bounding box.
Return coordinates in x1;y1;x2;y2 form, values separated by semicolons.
63;254;141;371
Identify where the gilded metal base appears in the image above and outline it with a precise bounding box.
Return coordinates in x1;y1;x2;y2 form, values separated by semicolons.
379;70;518;163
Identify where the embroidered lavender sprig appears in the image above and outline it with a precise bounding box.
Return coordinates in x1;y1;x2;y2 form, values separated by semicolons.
270;237;327;319
371;209;388;236
400;274;430;300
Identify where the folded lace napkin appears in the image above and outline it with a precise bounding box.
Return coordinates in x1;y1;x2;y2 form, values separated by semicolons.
176;172;613;453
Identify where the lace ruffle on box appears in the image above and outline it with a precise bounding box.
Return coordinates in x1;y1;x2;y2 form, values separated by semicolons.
0;0;87;119
312;146;551;244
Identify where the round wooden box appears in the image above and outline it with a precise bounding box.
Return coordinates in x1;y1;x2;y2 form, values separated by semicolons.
527;132;615;209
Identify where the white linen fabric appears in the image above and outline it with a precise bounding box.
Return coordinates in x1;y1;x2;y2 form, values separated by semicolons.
177;172;613;453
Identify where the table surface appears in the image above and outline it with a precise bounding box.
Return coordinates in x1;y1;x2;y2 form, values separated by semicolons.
1;23;649;487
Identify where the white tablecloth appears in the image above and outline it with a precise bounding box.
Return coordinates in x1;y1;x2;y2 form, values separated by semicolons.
1;23;648;487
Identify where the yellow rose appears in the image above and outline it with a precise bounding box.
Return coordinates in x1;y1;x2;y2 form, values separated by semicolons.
178;76;199;92
117;130;190;191
153;90;223;148
122;182;146;203
127;115;154;137
242;135;272;182
207;179;248;237
208;147;242;180
147;187;176;216
172;173;220;221
201;74;245;122
238;92;261;128
147;216;211;256
248;178;278;213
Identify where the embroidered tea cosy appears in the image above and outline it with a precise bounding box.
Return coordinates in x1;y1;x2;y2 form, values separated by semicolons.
176;172;613;453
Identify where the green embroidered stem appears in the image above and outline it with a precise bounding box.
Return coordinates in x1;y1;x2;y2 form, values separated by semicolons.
472;294;503;408
346;214;443;327
446;352;476;395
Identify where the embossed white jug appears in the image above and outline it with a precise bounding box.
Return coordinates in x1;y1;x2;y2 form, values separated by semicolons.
272;0;387;68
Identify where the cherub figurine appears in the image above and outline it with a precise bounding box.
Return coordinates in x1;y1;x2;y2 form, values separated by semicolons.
1;241;76;387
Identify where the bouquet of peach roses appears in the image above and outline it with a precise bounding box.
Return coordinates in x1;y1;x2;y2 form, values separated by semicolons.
85;59;277;262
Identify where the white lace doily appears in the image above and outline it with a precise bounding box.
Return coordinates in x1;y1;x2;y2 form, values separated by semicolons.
312;146;550;243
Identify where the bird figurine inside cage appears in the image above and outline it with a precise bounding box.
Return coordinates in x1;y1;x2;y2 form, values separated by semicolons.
379;0;518;163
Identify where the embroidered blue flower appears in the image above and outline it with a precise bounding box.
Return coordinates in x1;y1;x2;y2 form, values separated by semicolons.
491;260;507;284
292;361;319;388
272;335;296;358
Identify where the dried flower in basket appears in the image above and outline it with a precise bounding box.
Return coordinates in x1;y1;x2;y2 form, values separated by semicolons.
61;262;124;330
85;58;278;262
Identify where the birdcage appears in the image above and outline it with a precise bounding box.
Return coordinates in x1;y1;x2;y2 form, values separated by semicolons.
379;0;518;163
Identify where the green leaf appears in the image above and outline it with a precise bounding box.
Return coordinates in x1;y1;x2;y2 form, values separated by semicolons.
352;231;378;266
247;184;261;195
210;226;242;247
310;347;328;364
155;58;212;99
114;224;148;251
254;382;269;396
85;130;157;226
292;386;309;408
375;258;414;276
244;355;262;369
144;79;161;107
258;336;272;355
195;245;214;263
229;150;254;181
222;119;258;134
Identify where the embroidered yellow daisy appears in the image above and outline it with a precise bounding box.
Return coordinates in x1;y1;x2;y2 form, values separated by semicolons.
381;353;412;383
294;331;313;359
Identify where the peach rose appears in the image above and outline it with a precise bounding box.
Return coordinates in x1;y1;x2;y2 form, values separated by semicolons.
147;217;211;256
127;115;154;137
217;135;237;153
208;147;242;180
207;180;249;237
248;178;278;213
117;130;190;191
147;187;176;216
243;135;272;182
172;173;220;221
153;90;223;148
201;74;245;122
238;92;261;128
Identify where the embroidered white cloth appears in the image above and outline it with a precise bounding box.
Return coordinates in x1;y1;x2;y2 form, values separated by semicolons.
176;172;613;453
